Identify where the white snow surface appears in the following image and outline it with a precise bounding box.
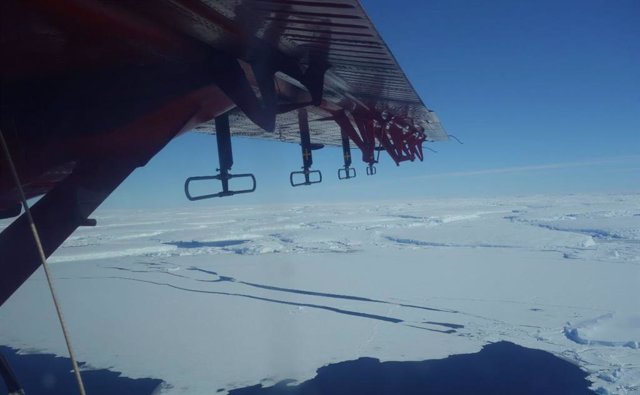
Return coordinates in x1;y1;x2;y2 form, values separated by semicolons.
1;194;639;394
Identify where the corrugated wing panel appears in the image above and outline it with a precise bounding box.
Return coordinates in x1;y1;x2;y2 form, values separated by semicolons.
194;0;447;145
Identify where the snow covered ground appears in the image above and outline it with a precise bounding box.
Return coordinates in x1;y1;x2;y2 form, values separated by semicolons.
1;194;638;394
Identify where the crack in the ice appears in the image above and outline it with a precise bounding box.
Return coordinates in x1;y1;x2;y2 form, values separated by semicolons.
164;240;250;249
186;267;458;314
504;216;629;242
423;321;465;330
406;325;456;334
107;276;405;324
105;266;191;280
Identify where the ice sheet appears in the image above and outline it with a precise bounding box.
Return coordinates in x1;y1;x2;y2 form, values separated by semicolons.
1;194;638;394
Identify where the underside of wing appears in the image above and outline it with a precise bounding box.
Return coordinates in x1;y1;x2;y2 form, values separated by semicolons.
195;0;448;147
0;0;447;209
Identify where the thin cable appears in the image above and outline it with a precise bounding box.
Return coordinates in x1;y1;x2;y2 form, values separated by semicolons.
423;145;438;153
447;134;464;144
0;128;87;395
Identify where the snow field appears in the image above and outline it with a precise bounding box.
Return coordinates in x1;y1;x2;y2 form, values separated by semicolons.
0;194;638;394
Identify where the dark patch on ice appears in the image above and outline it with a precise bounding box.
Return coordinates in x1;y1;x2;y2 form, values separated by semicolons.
530;308;543;312
268;234;358;254
106;266;191;280
199;275;235;283
227;341;595;395
107;266;153;274
164;239;250;249
534;224;623;240
423;321;464;329
406;325;456;334
61;242;100;249
188;267;219;276
384;236;514;249
512;220;624;241
384;236;435;246
270;233;294;243
134;260;165;267
0;345;163;395
389;214;424;220
187;267;235;283
525;204;552;209
218;276;236;282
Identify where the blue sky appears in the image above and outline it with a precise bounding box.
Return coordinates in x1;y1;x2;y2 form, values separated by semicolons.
104;0;639;209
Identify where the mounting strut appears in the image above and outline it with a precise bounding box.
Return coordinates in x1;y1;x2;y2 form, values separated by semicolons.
366;163;377;176
290;108;323;187
337;129;356;180
184;113;256;200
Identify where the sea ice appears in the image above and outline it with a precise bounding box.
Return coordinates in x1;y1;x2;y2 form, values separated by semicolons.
1;194;638;394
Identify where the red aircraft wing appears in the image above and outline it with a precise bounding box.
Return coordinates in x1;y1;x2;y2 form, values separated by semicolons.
0;0;446;305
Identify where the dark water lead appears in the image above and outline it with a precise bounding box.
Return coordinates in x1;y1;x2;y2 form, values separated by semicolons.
0;345;164;395
227;341;596;395
1;341;596;395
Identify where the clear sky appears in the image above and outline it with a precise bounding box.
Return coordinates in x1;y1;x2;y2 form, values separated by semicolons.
103;0;639;209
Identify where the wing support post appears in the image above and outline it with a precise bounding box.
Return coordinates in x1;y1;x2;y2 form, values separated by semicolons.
0;158;139;307
184;113;256;200
290;108;323;187
0;351;23;395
